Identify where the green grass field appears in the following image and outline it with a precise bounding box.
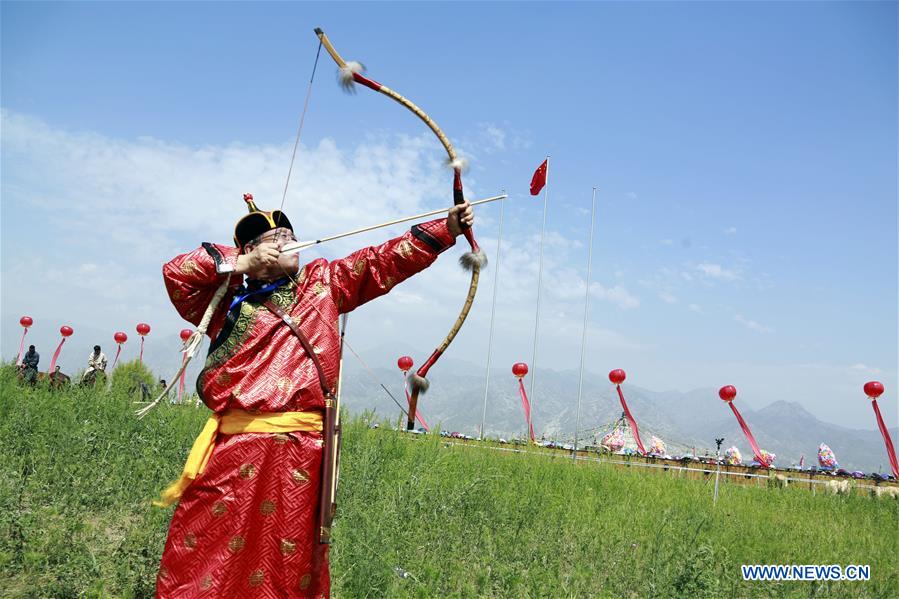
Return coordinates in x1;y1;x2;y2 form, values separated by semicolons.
1;363;896;598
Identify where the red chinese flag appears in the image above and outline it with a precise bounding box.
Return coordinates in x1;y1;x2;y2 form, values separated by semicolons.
530;159;548;196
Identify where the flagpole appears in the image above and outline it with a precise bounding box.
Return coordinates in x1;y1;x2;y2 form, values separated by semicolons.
574;187;597;456
529;157;549;422
480;192;506;440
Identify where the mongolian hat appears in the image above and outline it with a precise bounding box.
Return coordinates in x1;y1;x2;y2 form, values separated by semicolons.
233;193;293;249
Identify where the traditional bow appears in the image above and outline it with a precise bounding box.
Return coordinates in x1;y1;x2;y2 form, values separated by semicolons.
314;27;487;431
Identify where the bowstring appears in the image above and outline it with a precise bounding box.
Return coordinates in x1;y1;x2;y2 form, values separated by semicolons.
277;38;323;223
275;37;409;419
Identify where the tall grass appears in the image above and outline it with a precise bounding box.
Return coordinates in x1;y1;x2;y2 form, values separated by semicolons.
1;365;896;598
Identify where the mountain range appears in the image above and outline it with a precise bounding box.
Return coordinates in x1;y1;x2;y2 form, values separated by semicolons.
338;344;898;474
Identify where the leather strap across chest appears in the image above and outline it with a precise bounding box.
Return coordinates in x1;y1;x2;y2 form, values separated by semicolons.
261;299;335;399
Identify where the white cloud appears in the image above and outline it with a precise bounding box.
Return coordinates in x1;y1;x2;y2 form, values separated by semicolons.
626;191;638;200
849;363;882;375
3;109;646;380
658;291;677;304
589;282;639;310
1;110;451;247
389;290;426;305
483;124;507;151
696;262;740;281
688;303;702;313
469;122;532;154
0;110;470;352
734;314;773;333
724;226;737;235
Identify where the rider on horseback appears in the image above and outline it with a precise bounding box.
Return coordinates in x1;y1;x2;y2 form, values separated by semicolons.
82;345;108;386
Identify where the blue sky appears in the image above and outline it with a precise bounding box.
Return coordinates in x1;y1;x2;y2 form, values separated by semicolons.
2;1;896;430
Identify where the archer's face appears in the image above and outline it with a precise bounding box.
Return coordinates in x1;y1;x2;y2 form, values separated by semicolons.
244;227;301;279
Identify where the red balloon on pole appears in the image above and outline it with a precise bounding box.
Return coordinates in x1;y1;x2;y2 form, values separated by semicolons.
15;316;33;365
608;369;645;455
864;381;884;399
47;325;74;375
511;364;535;441
863;382;898;479
136;323;151;364
398;358;428;431
719;384;768;467
718;385;737;402
112;331;128;369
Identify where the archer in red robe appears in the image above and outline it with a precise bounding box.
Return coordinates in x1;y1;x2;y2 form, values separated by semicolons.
155;194;472;598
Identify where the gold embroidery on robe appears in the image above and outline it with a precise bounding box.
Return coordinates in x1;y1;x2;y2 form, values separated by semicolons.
280;539;297;555
228;536;245;553
180;259;199;276
248;569;265;588
276;377;293;393
260;498;277;516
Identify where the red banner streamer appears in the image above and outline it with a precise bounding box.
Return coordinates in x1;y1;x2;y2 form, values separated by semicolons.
402;377;430;432
728;401;769;467
112;344;123;369
15;328;28;366
615;385;647;456
139;337;145;365
518;379;536;442
47;338;67;375
871;399;899;479
177;354;188;403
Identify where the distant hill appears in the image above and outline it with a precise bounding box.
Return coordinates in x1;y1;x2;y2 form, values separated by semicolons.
339;349;897;473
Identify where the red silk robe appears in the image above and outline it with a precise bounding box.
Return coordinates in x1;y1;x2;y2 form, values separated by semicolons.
155;220;455;598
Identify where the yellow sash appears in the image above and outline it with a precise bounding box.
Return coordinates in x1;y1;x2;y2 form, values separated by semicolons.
153;409;323;507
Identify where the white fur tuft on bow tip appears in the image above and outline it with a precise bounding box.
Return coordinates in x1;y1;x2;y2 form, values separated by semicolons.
407;372;430;394
459;249;487;271
338;61;365;93
447;157;469;173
